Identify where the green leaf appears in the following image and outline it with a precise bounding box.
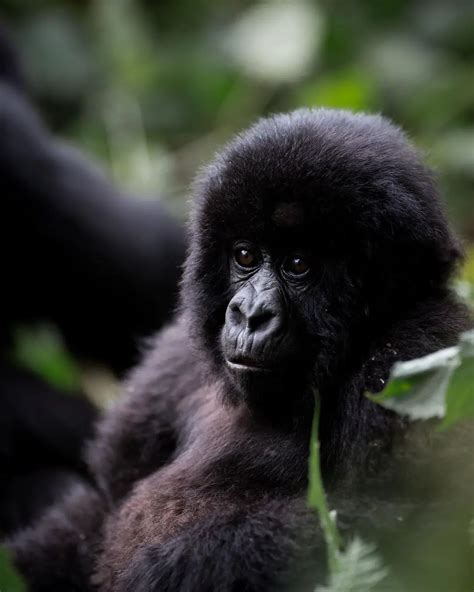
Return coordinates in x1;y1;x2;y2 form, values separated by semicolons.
463;248;474;284
296;69;377;111
369;346;460;420
0;547;26;592
308;395;389;591
369;331;474;426
441;332;474;429
316;538;388;592
10;324;82;392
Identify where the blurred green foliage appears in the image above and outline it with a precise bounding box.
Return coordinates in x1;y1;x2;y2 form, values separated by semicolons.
0;547;25;592
2;0;473;230
309;331;474;591
11;324;82;392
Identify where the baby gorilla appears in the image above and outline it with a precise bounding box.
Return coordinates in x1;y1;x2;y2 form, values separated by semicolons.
10;109;471;592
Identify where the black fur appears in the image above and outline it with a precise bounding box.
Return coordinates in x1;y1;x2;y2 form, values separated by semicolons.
0;30;185;535
9;109;472;591
0;78;186;373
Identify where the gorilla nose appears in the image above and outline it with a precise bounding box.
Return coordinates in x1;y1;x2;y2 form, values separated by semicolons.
228;299;281;336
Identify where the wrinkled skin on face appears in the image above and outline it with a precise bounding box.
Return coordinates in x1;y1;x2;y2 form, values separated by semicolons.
220;234;371;405
222;241;313;400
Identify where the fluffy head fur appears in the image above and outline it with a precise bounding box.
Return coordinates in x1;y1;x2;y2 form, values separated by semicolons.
182;109;464;396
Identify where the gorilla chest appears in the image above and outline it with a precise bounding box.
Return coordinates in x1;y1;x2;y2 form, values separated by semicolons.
102;426;307;561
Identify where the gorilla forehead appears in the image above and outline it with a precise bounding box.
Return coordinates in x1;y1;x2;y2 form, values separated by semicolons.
193;108;437;245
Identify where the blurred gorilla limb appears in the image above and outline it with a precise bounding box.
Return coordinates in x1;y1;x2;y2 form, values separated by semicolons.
9;481;106;592
0;365;97;534
0;27;185;535
0;78;186;373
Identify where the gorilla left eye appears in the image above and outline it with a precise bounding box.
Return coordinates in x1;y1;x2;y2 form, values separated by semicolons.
284;255;309;276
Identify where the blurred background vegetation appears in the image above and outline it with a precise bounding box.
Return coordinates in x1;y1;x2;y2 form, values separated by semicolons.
1;0;473;239
0;2;473;590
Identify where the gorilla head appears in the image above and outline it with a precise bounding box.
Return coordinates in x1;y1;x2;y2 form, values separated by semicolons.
182;109;463;407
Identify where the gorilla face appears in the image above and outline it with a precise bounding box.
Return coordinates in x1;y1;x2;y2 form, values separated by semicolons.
218;223;372;403
221;240;313;396
182;108;462;407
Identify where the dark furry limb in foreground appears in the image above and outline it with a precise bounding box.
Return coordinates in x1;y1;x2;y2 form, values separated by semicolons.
0;29;185;535
0;365;97;534
10;109;472;591
0;66;186;374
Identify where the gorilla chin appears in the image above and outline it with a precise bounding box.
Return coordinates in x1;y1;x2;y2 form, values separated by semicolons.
222;331;304;401
223;347;311;408
224;365;301;409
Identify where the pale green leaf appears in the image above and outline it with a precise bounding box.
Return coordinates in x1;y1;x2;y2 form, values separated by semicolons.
369;331;474;426
369;346;460;420
441;332;474;429
316;538;388;592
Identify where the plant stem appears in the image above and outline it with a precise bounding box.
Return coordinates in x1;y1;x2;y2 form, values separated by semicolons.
307;393;343;573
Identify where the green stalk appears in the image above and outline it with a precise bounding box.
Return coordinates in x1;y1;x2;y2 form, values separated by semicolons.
307;393;343;573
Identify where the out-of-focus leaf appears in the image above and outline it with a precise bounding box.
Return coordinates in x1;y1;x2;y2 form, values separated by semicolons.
11;324;81;392
93;0;158;93
441;332;474;429
369;346;460;420
432;129;474;176
369;331;474;426
0;547;26;592
18;10;94;100
296;70;377;111
454;280;472;302
316;538;388;592
224;0;324;83
463;248;474;284
363;36;443;96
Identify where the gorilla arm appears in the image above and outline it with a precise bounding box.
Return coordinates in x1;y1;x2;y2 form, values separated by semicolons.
9;482;105;592
0;80;185;373
0;365;97;534
106;493;323;592
5;322;196;590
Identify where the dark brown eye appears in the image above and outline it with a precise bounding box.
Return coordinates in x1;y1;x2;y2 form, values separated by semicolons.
284;255;309;276
234;245;258;268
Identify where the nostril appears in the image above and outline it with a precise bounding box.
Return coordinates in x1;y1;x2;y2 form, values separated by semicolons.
248;310;275;331
229;302;244;325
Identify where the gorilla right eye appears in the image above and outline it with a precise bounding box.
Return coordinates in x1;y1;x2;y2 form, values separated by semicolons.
233;244;259;268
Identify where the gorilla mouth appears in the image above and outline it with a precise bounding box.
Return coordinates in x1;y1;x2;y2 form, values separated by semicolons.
225;356;273;373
